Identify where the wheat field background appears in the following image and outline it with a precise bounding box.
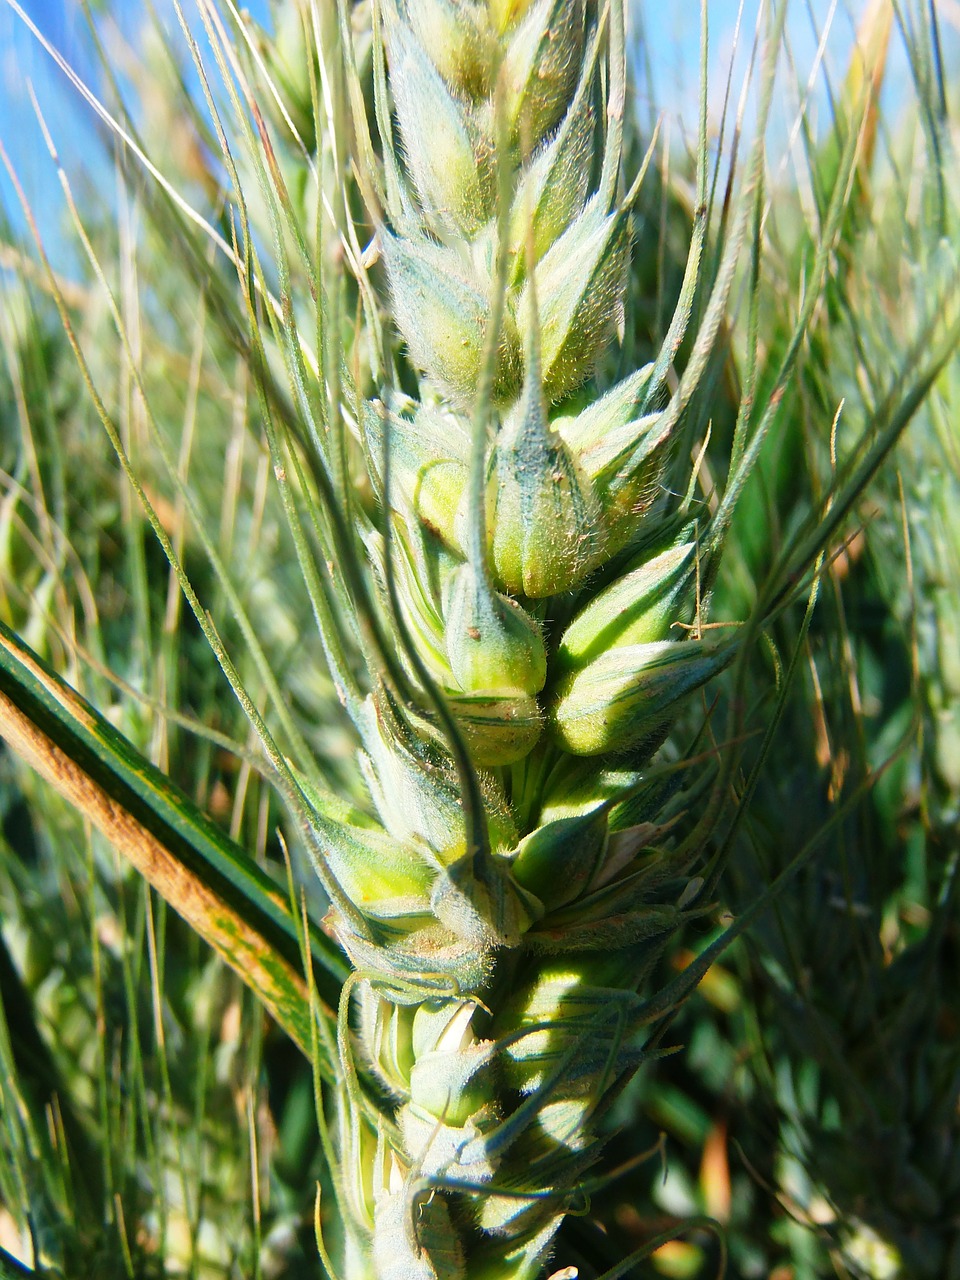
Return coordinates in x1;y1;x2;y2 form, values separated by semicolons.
1;2;959;1278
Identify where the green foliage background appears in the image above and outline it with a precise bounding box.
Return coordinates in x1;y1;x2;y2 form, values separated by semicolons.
1;1;958;1277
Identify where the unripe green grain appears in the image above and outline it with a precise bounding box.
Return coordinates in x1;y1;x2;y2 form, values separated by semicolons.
501;0;586;145
509;807;609;908
557;540;697;667
373;1186;466;1280
530;200;631;402
406;0;496;100
386;17;495;234
445;562;547;694
381;232;522;404
550;638;735;756
508;24;600;266
491;320;599;596
321;819;435;921
449;692;544;765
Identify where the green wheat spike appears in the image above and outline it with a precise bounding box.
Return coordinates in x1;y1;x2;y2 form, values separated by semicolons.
316;1;749;1273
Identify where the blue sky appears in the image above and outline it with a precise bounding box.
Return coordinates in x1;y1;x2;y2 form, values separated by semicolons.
0;1;952;268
